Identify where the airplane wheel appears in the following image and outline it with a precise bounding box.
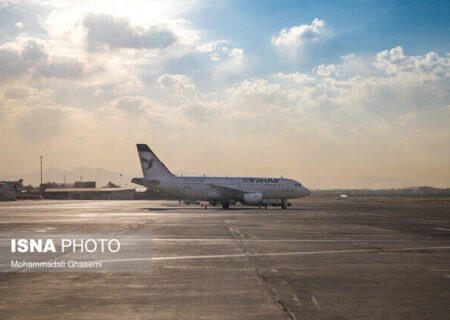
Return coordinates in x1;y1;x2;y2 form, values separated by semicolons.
265;205;268;210
222;202;230;209
281;200;287;210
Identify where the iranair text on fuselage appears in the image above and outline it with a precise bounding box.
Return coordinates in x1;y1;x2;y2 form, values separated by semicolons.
242;178;280;183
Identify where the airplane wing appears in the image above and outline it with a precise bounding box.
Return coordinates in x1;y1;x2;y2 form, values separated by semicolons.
206;183;254;197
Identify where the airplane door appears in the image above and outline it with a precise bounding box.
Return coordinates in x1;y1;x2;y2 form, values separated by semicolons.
170;179;179;195
281;178;289;192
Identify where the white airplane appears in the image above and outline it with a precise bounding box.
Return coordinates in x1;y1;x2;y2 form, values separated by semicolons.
132;144;310;209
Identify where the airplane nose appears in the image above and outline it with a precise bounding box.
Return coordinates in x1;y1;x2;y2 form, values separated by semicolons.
303;187;311;196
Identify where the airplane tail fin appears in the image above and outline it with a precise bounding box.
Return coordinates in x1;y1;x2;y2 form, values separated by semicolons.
136;144;174;178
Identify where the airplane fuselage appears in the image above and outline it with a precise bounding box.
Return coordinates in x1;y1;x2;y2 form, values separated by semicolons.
133;175;310;203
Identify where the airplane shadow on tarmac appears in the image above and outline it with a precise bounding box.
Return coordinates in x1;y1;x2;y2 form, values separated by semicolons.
143;206;317;212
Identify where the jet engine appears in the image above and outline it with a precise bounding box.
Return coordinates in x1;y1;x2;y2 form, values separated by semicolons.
207;191;222;200
242;192;263;205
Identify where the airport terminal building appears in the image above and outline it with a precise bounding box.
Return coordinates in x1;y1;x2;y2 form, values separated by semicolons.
44;188;135;200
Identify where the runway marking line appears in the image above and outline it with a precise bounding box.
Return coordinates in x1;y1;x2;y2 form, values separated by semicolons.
151;239;432;242
100;246;450;263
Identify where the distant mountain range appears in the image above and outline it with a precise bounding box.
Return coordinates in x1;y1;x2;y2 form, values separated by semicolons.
0;167;134;188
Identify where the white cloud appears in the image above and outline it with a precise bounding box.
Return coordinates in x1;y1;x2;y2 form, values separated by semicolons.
0;1;48;40
341;53;356;61
113;96;151;114
2;86;52;101
3;86;37;100
83;13;177;50
273;72;315;84
396;112;419;125
34;56;83;79
196;42;218;53
196;41;228;61
0;47;31;82
337;53;374;77
228;78;282;113
315;64;337;77
15;103;86;142
374;46;450;77
227;47;450;127
214;48;245;77
157;74;196;100
271;18;327;49
181;100;222;122
22;39;47;62
0;39;48;83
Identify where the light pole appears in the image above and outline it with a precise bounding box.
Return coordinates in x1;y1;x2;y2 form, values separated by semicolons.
40;155;43;195
120;174;122;188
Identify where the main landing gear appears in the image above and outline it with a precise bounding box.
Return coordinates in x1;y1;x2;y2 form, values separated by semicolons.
281;199;287;210
222;201;230;209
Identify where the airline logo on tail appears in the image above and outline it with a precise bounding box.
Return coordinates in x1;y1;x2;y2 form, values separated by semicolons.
140;157;155;169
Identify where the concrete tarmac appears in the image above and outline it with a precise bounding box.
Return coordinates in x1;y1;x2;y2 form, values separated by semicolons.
0;198;449;319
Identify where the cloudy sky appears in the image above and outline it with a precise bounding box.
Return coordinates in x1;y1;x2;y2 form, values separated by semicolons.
0;0;449;188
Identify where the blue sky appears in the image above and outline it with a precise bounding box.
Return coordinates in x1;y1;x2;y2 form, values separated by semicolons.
160;0;450;89
0;0;449;188
188;0;449;62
